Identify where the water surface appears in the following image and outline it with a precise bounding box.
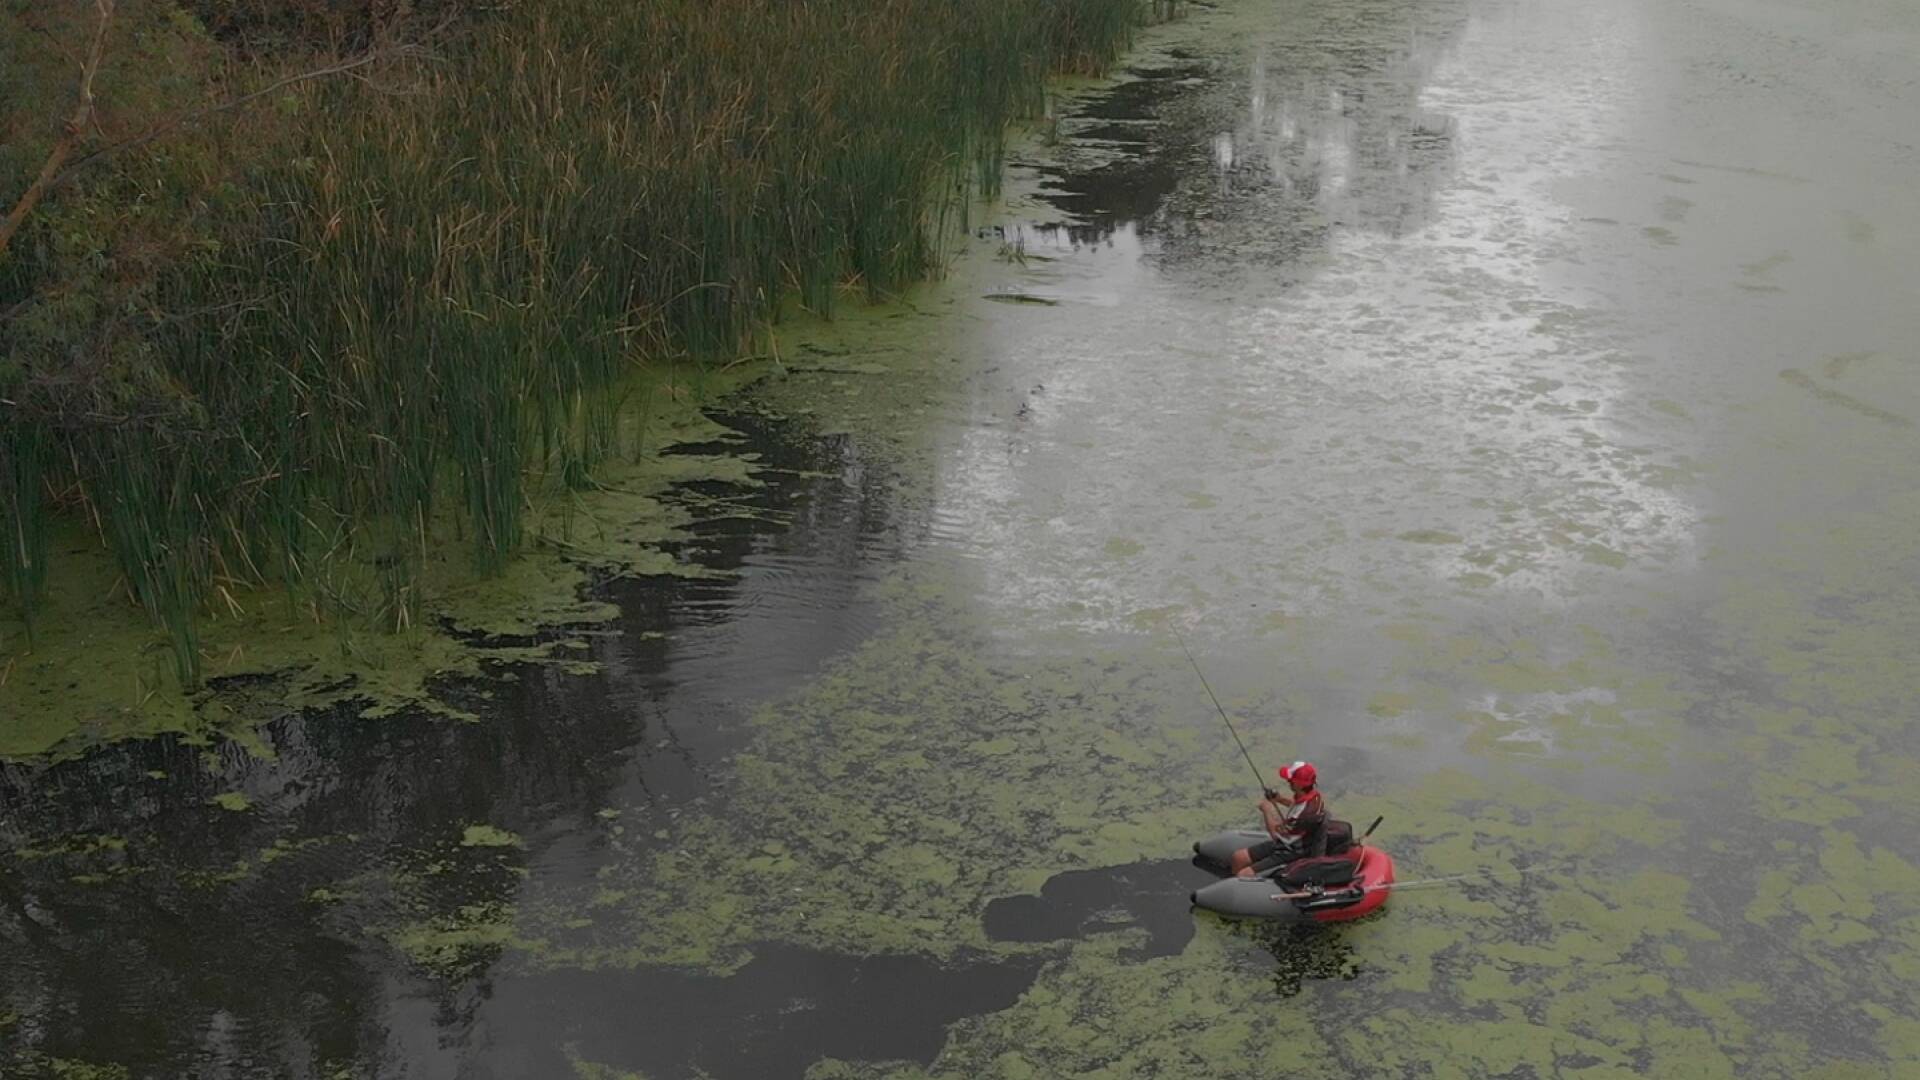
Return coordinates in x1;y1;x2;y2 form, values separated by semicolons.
6;0;1920;1074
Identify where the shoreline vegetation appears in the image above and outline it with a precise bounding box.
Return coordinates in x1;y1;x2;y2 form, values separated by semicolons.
1;0;1164;754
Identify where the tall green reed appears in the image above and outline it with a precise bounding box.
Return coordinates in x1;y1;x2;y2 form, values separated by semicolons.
3;0;1150;684
0;423;52;646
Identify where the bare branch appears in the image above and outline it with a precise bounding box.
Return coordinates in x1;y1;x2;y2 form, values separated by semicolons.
2;11;455;262
0;0;115;259
52;43;420;185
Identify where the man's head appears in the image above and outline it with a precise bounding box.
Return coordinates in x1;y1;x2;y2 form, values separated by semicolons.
1277;760;1317;793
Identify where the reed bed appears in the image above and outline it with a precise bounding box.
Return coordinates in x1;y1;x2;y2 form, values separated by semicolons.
1;0;1152;685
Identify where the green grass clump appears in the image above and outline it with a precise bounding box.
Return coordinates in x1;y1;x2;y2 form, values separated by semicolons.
1;0;1151;686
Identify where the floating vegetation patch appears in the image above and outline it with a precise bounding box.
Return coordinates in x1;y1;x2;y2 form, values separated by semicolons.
0;384;758;760
460;824;524;849
1242;920;1365;998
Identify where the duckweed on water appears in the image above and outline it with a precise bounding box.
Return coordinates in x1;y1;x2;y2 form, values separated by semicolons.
0;372;758;761
564;1048;652;1080
488;606;1252;971
840;490;1920;1077
461;824;524;849
799;779;1898;1078
355;830;537;978
11;833;128;861
415;552;1665;980
384;901;523;981
42;1062;131;1080
442;555;1913;1074
1364;619;1693;771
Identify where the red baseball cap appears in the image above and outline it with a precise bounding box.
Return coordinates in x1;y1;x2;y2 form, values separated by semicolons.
1277;761;1317;787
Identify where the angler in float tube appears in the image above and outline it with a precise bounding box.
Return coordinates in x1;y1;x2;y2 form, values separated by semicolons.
1229;760;1327;878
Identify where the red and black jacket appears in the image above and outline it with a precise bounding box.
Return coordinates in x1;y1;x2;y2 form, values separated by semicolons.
1281;789;1328;858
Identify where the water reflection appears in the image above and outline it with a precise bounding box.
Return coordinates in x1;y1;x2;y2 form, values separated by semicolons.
1033;0;1467;253
933;0;1502;641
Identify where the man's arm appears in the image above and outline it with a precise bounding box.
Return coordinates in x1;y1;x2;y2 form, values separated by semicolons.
1258;797;1288;837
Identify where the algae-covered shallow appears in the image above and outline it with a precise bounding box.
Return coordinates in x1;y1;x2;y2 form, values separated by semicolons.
0;366;762;761
6;0;1920;1075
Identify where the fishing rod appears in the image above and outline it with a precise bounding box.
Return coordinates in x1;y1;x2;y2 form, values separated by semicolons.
1376;864;1559;893
1171;626;1269;795
1269;863;1556;903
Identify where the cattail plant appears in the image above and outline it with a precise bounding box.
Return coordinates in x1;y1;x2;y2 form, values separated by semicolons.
2;0;1151;688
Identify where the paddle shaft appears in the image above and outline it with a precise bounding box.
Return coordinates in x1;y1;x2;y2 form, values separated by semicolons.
1270;863;1553;902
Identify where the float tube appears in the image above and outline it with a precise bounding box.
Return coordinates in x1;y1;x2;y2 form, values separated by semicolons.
1189;817;1395;922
